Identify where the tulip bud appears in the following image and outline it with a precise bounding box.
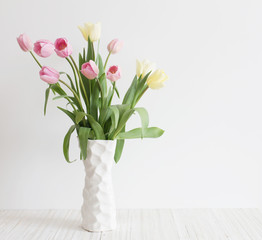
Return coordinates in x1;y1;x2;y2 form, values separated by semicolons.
39;66;60;84
17;33;33;52
78;22;101;42
136;59;155;78
81;60;99;80
54;38;72;58
146;69;168;89
106;65;121;82
34;40;54;58
107;39;124;54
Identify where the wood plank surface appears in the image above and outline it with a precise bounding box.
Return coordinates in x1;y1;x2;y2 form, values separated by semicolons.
1;209;262;240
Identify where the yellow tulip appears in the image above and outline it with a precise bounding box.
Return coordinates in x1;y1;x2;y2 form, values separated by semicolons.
146;69;168;89
78;22;101;42
136;59;155;78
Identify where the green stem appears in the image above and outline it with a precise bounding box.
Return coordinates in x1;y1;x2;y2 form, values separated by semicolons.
96;78;104;109
64;97;77;111
69;55;89;112
66;57;79;95
59;80;84;113
30;51;42;68
108;82;116;106
104;52;111;69
86;43;88;61
111;87;148;140
29;52;78;116
96;40;100;61
132;86;149;108
89;80;92;100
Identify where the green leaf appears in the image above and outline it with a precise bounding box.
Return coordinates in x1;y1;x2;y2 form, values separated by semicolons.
63;125;77;163
52;93;80;111
106;87;114;106
87;37;95;61
137;72;151;92
52;83;80;110
53;94;69;100
110;109;135;139
44;86;51;115
116;127;164;139
97;54;107;95
110;81;120;98
117;109;134;129
79;52;91;104
132;72;151;105
90;80;100;120
57;107;75;123
113;107;150;162
86;114;105;139
134;107;149;138
59;72;76;92
75;111;86;124
114;138;125;163
51;83;66;96
79;52;84;68
109;106;120;135
123;76;138;105
110;106;119;129
78;127;91;160
83;48;86;62
99;107;111;126
89;130;95;139
115;86;120;98
68;96;82;110
113;104;130;116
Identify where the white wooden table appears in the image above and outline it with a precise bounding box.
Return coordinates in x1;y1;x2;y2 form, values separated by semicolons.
1;209;262;239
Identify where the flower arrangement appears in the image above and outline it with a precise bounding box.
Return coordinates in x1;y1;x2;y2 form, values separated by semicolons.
17;22;168;163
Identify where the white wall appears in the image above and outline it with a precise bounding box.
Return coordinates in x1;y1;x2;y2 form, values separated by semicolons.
0;0;262;209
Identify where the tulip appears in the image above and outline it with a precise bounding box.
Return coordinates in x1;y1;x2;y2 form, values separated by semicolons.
17;33;33;52
136;59;155;78
81;60;99;79
54;38;72;58
146;69;168;89
107;65;121;82
39;66;60;84
107;39;124;54
78;22;101;42
34;40;54;58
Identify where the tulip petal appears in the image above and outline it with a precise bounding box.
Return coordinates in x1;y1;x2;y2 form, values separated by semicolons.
40;75;57;84
78;25;88;41
81;60;99;79
41;44;54;57
107;65;121;82
39;66;60;84
146;69;168;89
136;59;142;77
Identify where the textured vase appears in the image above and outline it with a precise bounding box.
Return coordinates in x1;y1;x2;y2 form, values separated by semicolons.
81;140;117;232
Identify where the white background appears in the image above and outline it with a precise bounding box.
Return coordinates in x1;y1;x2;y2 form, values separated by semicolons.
0;0;262;209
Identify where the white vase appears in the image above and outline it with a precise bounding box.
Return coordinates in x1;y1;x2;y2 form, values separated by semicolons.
81;140;117;232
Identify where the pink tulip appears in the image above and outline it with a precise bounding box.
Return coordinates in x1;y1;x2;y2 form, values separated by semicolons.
34;40;54;58
54;38;72;58
17;33;33;52
106;65;121;82
81;60;99;80
39;66;60;84
107;39;124;54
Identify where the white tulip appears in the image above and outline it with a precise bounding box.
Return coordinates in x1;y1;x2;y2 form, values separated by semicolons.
78;22;101;42
146;69;168;89
136;59;155;78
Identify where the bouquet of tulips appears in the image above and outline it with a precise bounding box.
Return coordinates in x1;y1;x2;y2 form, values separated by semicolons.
17;22;168;163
